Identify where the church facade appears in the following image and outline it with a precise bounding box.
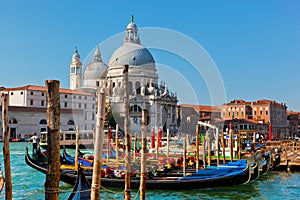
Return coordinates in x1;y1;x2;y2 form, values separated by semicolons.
70;17;179;135
0;18;179;139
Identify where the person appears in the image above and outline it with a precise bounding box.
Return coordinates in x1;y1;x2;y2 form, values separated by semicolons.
30;133;39;154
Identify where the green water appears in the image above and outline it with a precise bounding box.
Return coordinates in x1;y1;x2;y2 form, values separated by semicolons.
0;143;300;200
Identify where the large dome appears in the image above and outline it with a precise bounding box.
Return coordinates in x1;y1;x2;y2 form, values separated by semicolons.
108;43;155;68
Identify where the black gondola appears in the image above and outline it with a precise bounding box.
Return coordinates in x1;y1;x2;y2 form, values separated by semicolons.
25;148;254;190
66;167;91;200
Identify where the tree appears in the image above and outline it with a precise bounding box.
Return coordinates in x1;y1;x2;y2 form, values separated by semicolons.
105;102;116;129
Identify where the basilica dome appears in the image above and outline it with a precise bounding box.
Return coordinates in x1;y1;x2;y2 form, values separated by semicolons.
108;17;155;69
108;43;155;68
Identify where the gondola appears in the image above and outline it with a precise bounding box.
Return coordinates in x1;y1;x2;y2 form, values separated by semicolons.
66;167;91;200
0;164;4;194
25;148;254;190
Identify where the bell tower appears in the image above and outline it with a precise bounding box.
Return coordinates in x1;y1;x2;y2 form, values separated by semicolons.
70;48;82;90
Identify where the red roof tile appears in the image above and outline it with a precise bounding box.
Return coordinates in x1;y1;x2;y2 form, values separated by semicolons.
2;85;92;96
180;104;221;112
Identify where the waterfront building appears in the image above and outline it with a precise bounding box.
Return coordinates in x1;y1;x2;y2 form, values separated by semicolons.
0;17;179;138
221;99;288;139
0;85;95;139
287;111;299;137
73;17;178;135
178;104;221;135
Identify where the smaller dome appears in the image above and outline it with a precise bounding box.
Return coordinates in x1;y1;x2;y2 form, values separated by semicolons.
84;46;108;84
84;61;108;80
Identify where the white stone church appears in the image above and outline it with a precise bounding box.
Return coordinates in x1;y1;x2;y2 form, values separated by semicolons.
0;17;178;139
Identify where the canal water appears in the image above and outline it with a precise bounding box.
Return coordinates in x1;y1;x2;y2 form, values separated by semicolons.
0;143;299;200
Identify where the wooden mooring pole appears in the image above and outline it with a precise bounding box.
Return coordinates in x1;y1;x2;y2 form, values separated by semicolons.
206;130;211;166
183;137;187;176
221;131;226;163
2;93;12;200
75;126;80;172
45;80;60;200
115;124;119;162
229;123;233;162
202;133;206;169
215;127;220;166
123;65;131;200
140;109;148;200
166;129;170;157
195;125;200;171
91;88;106;200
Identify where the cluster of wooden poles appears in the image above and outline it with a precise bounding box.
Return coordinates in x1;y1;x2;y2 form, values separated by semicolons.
1;65;149;200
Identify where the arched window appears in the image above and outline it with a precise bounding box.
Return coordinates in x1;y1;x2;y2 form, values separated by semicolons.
129;81;133;94
67;120;75;125
39;119;47;124
130;105;142;113
135;82;141;95
9;118;17;124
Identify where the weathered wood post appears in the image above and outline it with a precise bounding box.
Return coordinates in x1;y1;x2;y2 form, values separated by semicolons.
123;64;131;200
167;129;170;157
75;126;80;172
195;124;200;171
91;88;106;200
183;137;187;176
229;123;233;162
140;109;148;200
115;124;119;162
45;80;60;200
221;131;226;163
215;127;220;166
202;132;206;168
2;93;12;200
237;130;241;160
155;129;159;159
206;130;211;166
133;132;137;162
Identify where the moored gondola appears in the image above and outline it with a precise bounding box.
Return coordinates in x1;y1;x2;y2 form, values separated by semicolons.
25;148;254;190
66;167;91;200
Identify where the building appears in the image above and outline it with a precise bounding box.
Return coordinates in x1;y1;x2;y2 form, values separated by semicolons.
0;85;95;139
287;111;299;137
178;104;221;135
71;17;179;135
221;99;288;139
0;17;179;139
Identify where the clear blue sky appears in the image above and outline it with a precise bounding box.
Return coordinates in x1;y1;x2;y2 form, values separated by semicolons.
0;1;299;111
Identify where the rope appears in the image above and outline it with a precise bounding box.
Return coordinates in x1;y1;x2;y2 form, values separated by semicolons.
100;184;126;194
45;189;60;194
68;189;91;194
133;185;141;200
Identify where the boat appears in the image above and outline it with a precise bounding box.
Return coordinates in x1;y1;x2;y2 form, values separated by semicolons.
0;164;5;194
66;167;91;200
39;130;94;149
30;147;93;167
25;148;253;190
